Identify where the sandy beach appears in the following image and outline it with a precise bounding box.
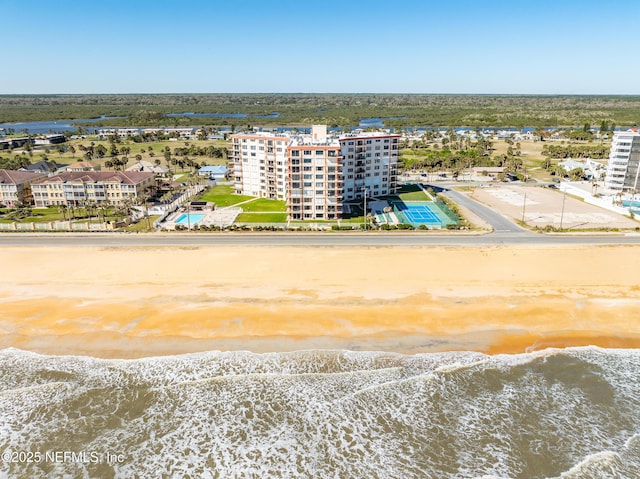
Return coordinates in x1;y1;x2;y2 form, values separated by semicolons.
1;244;639;358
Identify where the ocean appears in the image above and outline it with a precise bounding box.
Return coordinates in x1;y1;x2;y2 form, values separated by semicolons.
1;347;639;478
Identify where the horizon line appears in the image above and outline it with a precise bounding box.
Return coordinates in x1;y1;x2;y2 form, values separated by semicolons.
2;92;640;97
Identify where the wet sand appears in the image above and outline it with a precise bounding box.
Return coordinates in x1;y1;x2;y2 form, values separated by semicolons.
1;244;639;358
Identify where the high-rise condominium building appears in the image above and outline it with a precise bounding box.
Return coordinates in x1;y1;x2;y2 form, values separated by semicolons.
230;126;399;220
605;130;640;192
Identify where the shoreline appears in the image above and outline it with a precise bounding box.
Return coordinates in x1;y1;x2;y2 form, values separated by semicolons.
1;244;639;359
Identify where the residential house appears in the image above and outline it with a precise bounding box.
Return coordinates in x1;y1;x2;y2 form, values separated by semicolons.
19;160;65;175
126;160;169;175
64;161;99;172
198;165;227;180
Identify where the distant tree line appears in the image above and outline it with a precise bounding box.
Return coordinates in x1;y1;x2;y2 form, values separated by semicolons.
2;94;640;129
541;144;609;159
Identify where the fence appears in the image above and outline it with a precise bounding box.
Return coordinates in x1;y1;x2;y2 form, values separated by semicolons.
433;197;461;225
391;202;411;225
0;221;116;232
153;184;207;229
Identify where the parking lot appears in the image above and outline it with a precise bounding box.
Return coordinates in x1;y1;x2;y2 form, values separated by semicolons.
470;184;638;230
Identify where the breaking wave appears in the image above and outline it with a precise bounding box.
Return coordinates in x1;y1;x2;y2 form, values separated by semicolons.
1;347;639;478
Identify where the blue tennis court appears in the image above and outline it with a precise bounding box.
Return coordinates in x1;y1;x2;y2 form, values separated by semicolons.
393;202;441;225
390;200;460;228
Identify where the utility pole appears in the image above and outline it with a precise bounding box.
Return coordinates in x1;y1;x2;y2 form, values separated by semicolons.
521;191;527;223
363;187;368;231
559;188;567;230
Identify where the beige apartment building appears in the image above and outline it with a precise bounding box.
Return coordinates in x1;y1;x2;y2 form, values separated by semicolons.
0;169;46;207
230;126;400;220
32;171;156;207
230;132;289;200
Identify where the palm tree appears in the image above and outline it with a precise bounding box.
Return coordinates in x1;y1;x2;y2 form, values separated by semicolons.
137;193;152;230
85;200;97;226
120;198;135;222
57;204;68;222
99;200;111;225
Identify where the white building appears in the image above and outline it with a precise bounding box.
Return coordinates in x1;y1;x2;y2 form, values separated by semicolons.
604;129;640;192
286;126;343;220
230;132;290;200
97;128;140;138
338;131;399;201
230;126;400;220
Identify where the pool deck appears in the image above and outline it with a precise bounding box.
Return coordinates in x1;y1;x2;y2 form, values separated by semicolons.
161;207;242;230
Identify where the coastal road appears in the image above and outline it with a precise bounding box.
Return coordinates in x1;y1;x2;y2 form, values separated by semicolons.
1;232;640;247
1;186;639;246
439;188;526;234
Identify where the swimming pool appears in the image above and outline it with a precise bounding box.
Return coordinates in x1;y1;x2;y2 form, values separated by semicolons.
175;213;205;225
623;200;640;208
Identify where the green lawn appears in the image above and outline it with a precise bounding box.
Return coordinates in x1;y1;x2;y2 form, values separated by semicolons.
239;198;286;212
396;184;430;201
31;138;230;172
0;208;64;223
340;217;366;224
0;206;126;224
123;215;161;232
198;184;255;207
235;212;288;222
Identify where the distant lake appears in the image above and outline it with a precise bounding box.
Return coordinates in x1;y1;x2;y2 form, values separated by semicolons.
0;113;281;135
359;117;406;128
166;112;280;119
0;116;125;135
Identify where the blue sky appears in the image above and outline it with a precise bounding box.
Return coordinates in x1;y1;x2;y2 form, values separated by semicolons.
2;0;637;94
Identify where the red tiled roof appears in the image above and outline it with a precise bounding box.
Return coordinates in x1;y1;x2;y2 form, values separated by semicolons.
34;171;155;185
0;169;46;185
